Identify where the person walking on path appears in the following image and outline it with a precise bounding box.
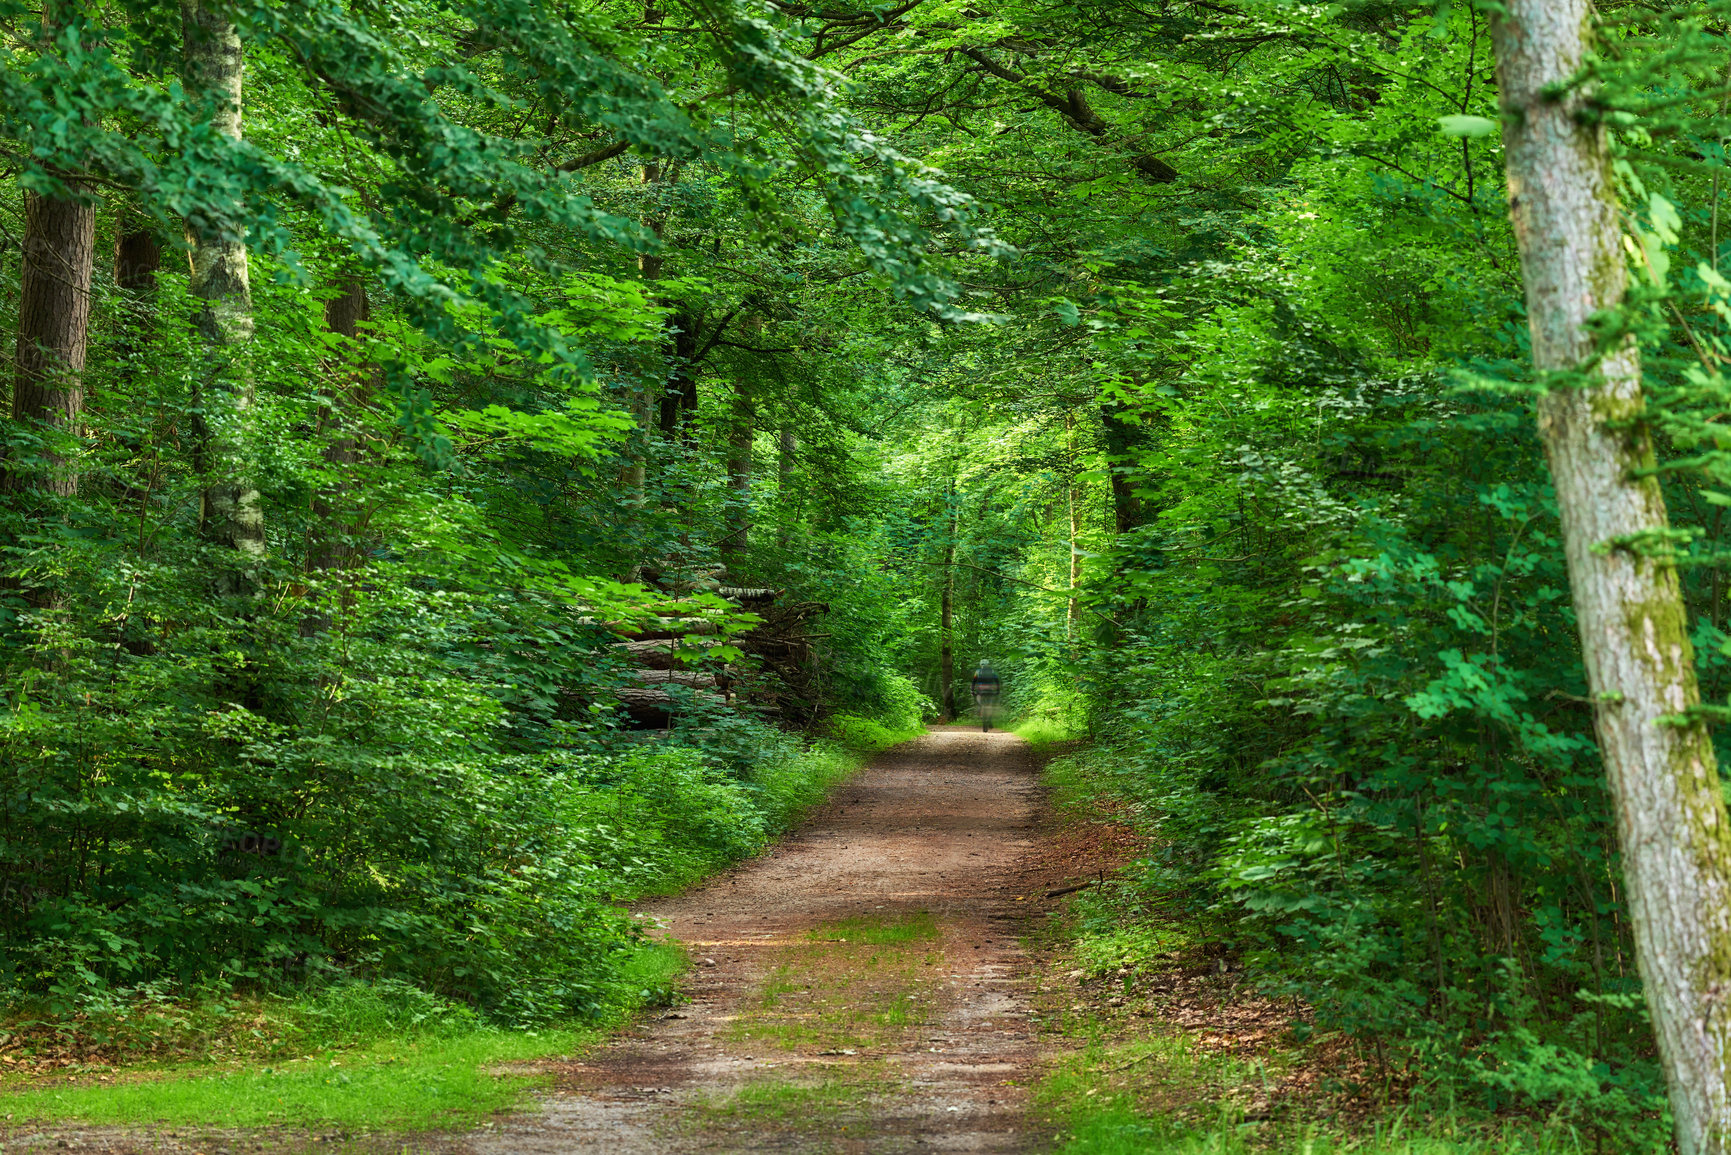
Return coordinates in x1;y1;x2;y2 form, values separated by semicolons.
971;661;1001;732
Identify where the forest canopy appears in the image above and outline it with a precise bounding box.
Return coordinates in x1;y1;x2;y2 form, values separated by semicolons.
9;0;1731;1146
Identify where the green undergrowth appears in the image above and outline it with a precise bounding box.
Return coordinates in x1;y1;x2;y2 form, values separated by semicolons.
1009;686;1088;753
0;710;921;1133
1039;1035;1599;1154
1031;739;1655;1153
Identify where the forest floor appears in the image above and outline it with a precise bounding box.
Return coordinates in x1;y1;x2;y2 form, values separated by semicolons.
462;722;1061;1154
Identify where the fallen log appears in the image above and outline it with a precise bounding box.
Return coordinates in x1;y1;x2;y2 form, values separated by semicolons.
610;639;705;669
627;669;723;690
717;586;785;605
623;618;722;641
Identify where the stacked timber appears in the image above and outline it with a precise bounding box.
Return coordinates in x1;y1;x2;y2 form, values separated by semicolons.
607;564;823;728
730;598;831;723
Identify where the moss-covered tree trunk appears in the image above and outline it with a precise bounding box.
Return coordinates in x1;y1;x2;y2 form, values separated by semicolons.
1491;2;1731;1149
183;0;262;565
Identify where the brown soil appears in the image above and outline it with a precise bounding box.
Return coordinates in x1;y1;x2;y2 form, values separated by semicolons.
466;724;1056;1154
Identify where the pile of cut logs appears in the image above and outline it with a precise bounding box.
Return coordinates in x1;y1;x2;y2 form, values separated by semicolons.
610;564;829;728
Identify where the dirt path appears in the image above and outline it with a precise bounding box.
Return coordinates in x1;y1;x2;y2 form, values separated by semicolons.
469;725;1054;1154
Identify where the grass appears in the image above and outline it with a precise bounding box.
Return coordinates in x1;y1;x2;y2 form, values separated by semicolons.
807;910;940;945
684;1070;899;1150
1053;1107;1599;1154
727;911;943;1053
1014;713;1083;752
0;940;685;1132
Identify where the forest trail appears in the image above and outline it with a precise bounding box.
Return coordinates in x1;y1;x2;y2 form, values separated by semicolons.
469;725;1053;1153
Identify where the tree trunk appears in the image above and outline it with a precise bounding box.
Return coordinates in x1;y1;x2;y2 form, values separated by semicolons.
778;425;796;549
10;187;96;497
183;0;262;564
721;384;752;558
303;277;370;635
115;229;163;294
1099;401;1142;535
624;158;674;502
113;224;164;396
940;493;957;720
657;312;697;440
1067;413;1081;645
1491;3;1731;1150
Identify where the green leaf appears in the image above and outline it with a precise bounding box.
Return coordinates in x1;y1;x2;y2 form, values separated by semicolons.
1437;115;1497;138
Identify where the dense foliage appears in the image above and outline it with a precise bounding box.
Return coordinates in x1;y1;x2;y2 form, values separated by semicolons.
9;0;1731;1140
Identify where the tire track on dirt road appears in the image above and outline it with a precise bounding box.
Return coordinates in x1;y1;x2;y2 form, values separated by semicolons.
468;724;1054;1154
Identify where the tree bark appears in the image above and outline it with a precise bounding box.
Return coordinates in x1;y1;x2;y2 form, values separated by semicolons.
721;383;752;558
183;0;262;564
114;224;164;388
624;158;674;502
303;277;370;635
657;312;698;440
1099;401;1142;536
1491;3;1731;1150
115;229;163;294
1067;413;1081;645
10;187;96;497
940;490;957;720
777;425;796;549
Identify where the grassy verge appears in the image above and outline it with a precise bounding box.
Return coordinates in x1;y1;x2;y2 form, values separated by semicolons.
0;940;683;1132
1023;733;1612;1155
0;716;921;1134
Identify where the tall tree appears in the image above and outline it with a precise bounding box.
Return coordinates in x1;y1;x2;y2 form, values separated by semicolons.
10;185;95;497
939;482;957;720
1490;1;1731;1149
182;0;261;562
777;424;796;550
303;276;371;636
721;382;752;557
113;227;161;295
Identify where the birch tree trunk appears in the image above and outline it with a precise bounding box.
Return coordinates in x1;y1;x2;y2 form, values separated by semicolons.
183;0;262;565
1491;3;1731;1149
10;187;96;497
